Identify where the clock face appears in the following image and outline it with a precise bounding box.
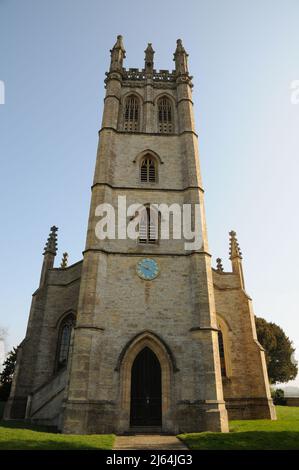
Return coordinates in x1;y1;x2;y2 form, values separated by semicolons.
136;258;159;281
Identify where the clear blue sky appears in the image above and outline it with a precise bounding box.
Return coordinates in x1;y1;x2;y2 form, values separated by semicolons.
0;0;299;387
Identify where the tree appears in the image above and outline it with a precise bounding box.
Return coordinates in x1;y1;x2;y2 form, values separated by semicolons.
256;316;298;384
0;347;18;401
271;388;286;406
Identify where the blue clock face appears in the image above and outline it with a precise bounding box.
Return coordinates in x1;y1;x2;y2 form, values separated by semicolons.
136;258;159;281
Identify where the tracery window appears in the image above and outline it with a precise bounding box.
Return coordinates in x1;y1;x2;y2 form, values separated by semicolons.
124;95;139;132
56;314;75;371
140;156;156;183
158;97;173;133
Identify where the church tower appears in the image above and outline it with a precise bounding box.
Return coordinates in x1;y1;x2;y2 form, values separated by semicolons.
5;36;275;434
62;36;229;434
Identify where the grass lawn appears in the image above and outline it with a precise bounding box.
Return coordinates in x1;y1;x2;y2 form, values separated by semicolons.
0;420;115;450
179;406;299;450
1;406;299;450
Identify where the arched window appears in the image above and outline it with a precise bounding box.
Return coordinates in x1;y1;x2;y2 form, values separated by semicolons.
218;329;226;377
158;97;173;133
140;156;157;183
124;95;139;132
139;207;158;244
56;314;75;371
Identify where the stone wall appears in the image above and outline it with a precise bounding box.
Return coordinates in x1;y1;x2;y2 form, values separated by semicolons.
28;368;67;428
62;250;228;434
4;261;82;420
285;397;299;406
213;268;276;420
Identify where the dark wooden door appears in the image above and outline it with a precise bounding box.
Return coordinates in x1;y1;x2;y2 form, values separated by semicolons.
130;347;162;426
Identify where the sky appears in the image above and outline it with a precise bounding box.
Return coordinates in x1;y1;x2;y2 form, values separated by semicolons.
0;0;299;387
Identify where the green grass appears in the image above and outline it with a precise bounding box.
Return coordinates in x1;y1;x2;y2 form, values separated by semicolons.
179;406;299;450
1;406;299;450
0;420;115;450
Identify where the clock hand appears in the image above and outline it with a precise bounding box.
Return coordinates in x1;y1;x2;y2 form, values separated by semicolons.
143;262;153;270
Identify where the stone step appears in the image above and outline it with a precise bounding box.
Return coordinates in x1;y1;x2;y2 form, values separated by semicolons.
114;435;188;450
125;426;162;435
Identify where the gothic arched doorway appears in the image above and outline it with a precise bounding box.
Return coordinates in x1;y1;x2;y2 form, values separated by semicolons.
130;347;162;426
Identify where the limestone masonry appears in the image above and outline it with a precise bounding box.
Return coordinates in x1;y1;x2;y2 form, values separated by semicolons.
4;36;276;433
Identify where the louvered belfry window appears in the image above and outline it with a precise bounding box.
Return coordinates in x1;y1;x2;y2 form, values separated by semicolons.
140;157;156;183
124;95;139;131
158;97;173;133
139;207;158;244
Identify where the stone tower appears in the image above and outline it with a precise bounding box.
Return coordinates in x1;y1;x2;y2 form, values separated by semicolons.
5;36;275;433
62;36;229;434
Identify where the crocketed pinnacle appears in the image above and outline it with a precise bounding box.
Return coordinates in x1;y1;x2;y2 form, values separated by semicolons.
112;35;125;53
43;226;58;256
60;252;68;269
173;39;189;75
229;230;242;260
216;258;224;272
174;38;187;55
109;35;126;72
144;42;155;74
145;43;155;60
